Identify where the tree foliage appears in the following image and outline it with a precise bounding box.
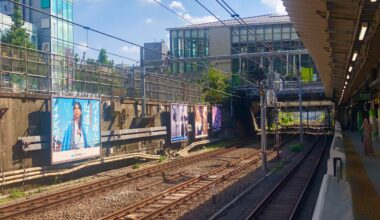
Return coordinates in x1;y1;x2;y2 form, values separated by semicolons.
201;68;230;104
97;48;113;66
1;0;34;48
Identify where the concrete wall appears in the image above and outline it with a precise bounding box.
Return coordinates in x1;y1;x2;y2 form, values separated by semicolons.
209;27;231;73
0;93;189;171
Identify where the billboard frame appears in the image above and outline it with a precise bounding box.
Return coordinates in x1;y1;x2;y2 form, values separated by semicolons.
50;95;102;165
211;105;222;132
170;103;189;143
194;104;209;139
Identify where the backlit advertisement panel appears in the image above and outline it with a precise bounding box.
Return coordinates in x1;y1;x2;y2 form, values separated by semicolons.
195;105;208;138
51;96;101;164
212;106;222;131
170;103;189;143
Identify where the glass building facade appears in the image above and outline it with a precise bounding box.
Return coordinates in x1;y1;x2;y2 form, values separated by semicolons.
169;28;209;74
50;0;74;91
168;15;319;84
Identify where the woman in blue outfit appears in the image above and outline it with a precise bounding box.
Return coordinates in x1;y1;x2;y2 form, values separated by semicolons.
61;101;89;151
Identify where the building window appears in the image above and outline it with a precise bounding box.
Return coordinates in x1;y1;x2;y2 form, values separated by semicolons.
264;26;272;41
41;0;50;9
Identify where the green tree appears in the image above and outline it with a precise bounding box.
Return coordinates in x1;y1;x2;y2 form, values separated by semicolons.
97;48;113;66
201;68;230;104
1;0;34;48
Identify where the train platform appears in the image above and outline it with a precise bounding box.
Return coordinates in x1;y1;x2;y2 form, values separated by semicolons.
343;131;380;219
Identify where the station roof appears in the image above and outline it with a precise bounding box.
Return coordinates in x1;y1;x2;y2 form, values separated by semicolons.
283;0;380;101
167;14;290;31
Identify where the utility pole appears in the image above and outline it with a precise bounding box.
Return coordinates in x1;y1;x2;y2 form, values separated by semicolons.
140;47;146;117
259;86;267;172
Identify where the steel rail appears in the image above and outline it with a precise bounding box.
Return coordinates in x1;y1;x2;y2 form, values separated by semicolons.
100;151;263;220
0;147;236;219
101;134;298;220
244;128;327;220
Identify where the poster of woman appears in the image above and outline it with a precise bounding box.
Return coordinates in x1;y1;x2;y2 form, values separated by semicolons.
170;103;188;143
195;105;208;138
212;106;222;131
51;97;101;164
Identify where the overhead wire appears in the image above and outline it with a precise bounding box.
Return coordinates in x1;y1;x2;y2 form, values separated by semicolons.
193;0;290;81
6;0;241;80
153;0;271;86
5;0;238;97
215;0;300;73
0;20;139;63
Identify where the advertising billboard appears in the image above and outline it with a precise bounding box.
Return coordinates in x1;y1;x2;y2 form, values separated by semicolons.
212;106;222;131
195;105;208;138
51;97;101;164
170;103;189;143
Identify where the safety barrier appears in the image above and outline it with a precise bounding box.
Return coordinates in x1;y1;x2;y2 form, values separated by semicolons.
0;152;161;187
19;126;167;152
312;121;354;220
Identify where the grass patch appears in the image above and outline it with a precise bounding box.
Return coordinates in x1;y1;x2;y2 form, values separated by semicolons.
158;155;167;163
9;188;26;199
132;163;140;169
290;144;304;153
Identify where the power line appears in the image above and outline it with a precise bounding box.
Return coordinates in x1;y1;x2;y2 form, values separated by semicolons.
193;0;284;78
215;0;300;73
5;0;242;96
6;0;239;80
0;20;139;63
144;70;239;97
153;0;262;87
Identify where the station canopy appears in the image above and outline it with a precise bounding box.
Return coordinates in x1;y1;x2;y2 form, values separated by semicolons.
283;0;380;101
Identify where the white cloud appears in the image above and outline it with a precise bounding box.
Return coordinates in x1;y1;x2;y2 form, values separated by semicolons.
260;0;287;15
145;18;153;24
166;1;217;25
181;13;217;24
169;1;185;11
121;45;140;54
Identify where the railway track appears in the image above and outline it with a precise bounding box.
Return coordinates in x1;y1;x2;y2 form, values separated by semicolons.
100;134;298;220
244;129;327;220
0;147;236;219
100;150;263;220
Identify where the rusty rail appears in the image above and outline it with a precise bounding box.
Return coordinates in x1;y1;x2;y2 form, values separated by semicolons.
0;147;235;219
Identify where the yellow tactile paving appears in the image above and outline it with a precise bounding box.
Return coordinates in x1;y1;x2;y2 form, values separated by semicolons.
344;138;380;220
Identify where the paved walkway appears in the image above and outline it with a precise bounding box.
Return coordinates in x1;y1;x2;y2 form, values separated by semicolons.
344;131;380;220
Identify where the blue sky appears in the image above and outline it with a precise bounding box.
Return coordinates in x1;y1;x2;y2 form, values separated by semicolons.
73;0;286;65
